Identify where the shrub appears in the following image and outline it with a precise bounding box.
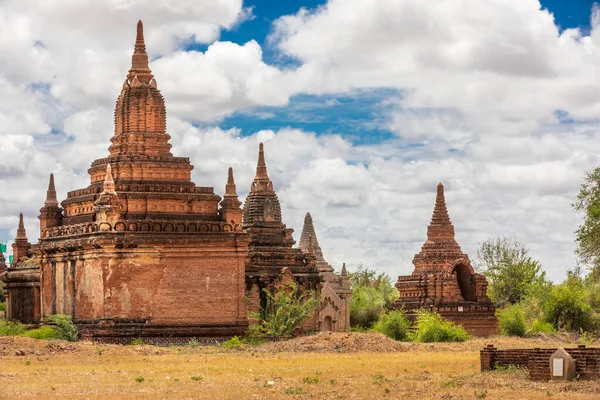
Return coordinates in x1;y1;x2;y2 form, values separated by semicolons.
409;311;470;343
22;326;62;340
46;314;78;342
350;286;385;329
0;302;5;313
0;320;26;336
130;337;143;345
222;336;243;349
373;310;411;341
528;319;554;335
252;282;318;338
543;282;596;332
497;304;526;337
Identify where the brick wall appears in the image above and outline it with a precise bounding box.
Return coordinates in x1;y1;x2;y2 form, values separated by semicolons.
480;344;600;381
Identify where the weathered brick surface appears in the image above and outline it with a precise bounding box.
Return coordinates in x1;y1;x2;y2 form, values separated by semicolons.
395;183;497;337
480;345;600;381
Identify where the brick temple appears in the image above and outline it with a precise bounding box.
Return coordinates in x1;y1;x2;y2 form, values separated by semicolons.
395;183;497;336
1;21;350;341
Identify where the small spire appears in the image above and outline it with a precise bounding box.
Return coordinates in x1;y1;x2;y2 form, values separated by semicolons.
16;213;27;240
102;164;116;195
224;167;238;197
254;143;269;181
44;173;58;206
128;20;153;84
341;263;348;276
304;212;313;225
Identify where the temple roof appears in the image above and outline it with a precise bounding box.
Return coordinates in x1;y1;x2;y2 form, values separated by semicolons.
299;212;334;274
16;213;27;241
412;182;470;272
243;143;282;226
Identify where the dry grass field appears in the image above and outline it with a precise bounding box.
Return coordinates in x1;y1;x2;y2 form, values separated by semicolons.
0;333;599;399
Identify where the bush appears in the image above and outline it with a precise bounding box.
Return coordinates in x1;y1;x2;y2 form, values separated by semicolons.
350;286;385;329
373;310;410;341
0;320;26;336
46;314;78;342
528;319;554;335
409;311;470;343
543;282;596;332
252;282;318;338
0;302;5;313
222;336;243;349
497;304;526;337
22;326;62;340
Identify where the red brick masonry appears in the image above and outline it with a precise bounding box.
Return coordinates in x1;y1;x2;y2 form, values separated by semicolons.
480;344;600;381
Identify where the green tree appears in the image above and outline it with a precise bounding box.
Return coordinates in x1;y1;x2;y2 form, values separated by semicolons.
573;167;600;280
252;282;318;338
474;237;548;307
348;264;398;329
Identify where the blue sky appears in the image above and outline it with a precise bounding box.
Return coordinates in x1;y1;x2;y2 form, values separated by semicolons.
194;0;598;141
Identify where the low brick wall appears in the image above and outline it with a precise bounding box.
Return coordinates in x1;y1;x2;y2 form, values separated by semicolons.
480;344;600;381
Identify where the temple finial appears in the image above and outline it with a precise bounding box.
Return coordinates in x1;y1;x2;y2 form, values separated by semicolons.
128;20;153;84
341;263;348;276
16;213;27;240
45;173;58;206
255;143;269;180
427;181;454;240
250;143;273;193
103;164;116;195
225;167;238;196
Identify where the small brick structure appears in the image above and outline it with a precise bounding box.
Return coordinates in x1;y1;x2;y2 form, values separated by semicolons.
395;183;497;336
480;344;600;381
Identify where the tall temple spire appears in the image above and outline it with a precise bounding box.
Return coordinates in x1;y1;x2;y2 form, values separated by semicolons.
426;182;455;240
127;20;154;84
341;263;348;277
16;213;27;240
250;143;274;192
299;212;324;261
44;173;58;206
102;164;116;195
254;143;270;180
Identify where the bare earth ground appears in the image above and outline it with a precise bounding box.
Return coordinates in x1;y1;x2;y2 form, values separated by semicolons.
0;332;599;400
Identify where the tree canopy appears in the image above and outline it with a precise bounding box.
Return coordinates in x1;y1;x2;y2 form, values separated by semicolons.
573;167;600;280
474;237;548;307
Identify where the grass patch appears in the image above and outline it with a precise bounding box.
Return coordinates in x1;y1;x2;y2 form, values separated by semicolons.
0;320;26;336
222;336;244;349
21;326;62;340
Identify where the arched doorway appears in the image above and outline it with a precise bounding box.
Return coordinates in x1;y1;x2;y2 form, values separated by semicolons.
453;264;476;302
322;316;333;332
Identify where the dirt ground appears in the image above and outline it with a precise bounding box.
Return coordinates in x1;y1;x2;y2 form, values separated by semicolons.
0;333;598;399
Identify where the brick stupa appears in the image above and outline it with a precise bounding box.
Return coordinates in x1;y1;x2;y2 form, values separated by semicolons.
3;21;251;341
395;183;497;336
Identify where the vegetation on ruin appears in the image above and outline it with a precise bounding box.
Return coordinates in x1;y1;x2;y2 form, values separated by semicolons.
251;282;318;338
349;263;398;329
373;310;411;341
408;311;471;343
0;314;78;341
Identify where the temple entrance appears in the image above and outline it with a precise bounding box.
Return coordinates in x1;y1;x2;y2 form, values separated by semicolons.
453;264;476;302
322;316;333;331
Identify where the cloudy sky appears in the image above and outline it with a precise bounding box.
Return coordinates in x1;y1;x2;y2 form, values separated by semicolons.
0;0;599;281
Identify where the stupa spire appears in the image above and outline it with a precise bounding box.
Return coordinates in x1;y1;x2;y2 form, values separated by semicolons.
426;182;455;240
250;143;274;192
225;167;237;196
127;20;154;84
16;213;27;240
102;164;116;195
44;173;58;206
